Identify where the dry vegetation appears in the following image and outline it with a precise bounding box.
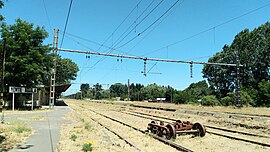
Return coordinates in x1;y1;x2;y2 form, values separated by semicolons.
58;99;270;152
0;119;32;151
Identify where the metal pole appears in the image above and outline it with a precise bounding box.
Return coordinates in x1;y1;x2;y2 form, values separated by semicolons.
12;93;14;111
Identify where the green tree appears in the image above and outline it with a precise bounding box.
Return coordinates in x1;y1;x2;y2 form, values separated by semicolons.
80;83;90;98
202;22;270;106
175;80;210;104
56;57;79;85
0;19;53;88
257;80;270;106
140;83;165;101
110;83;127;99
129;83;144;101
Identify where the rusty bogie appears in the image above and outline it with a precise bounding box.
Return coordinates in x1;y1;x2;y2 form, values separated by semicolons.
147;120;206;139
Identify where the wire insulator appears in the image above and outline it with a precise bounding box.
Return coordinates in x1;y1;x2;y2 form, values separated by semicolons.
190;62;193;78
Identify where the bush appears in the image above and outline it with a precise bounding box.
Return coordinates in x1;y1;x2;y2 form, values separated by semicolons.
220;96;234;106
220;91;254;106
201;95;219;106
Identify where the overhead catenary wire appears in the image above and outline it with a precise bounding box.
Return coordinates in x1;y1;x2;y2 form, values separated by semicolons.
116;0;183;49
112;0;158;48
96;0;144;51
127;0;185;54
81;0;159;74
113;0;165;49
143;1;270;56
42;0;52;31
60;0;73;49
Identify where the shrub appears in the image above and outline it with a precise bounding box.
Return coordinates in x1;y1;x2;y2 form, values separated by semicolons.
220;96;234;106
221;91;255;106
201;95;219;106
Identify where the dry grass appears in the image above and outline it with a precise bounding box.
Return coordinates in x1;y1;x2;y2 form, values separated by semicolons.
0;119;32;151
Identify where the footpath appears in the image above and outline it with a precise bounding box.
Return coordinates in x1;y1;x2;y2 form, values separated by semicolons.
6;102;70;152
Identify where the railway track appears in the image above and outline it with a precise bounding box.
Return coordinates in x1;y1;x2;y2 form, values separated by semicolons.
123;110;270;147
88;108;194;152
93;101;270;119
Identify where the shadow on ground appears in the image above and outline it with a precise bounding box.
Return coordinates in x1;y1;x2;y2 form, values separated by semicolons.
55;100;68;106
16;144;34;150
0;134;5;144
0;135;9;151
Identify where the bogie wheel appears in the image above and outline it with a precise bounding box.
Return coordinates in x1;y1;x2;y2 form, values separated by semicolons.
192;122;206;137
149;121;158;134
165;124;176;140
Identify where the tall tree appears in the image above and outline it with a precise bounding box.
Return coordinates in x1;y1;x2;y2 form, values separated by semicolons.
80;83;90;97
110;83;127;98
202;22;270;106
0;19;53;88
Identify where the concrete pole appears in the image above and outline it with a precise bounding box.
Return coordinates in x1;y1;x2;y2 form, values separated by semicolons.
31;93;34;111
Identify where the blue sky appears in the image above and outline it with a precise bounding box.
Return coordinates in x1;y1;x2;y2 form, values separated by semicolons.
1;0;270;95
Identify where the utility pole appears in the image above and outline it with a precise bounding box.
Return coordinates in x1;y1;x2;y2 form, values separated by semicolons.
49;29;59;108
1;38;6;123
128;79;130;101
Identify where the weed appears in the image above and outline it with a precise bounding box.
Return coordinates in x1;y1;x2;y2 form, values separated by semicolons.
170;137;176;142
81;118;85;122
84;123;91;130
82;141;94;152
69;134;77;141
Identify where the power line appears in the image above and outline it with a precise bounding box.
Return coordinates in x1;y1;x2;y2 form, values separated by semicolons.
60;0;73;48
143;1;270;56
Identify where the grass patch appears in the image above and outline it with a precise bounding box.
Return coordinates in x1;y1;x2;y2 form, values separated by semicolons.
9;120;31;133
